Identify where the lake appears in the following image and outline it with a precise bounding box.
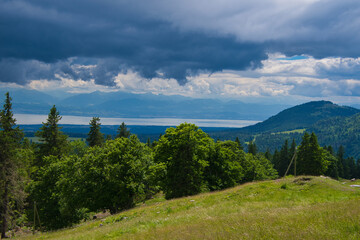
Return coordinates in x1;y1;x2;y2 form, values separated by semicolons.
14;114;259;128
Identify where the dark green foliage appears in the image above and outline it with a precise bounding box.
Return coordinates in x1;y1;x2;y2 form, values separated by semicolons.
155;123;213;199
297;133;327;176
264;148;272;160
86;117;104;147
117;122;130;138
309;113;360;158
235;137;243;150
35;105;68;159
273;139;296;177
337;146;347;178
247;141;257;155
0;93;25;238
240;101;359;133
248;133;303;154
277;139;290;176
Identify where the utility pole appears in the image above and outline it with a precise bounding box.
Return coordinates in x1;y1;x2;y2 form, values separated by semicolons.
284;148;297;177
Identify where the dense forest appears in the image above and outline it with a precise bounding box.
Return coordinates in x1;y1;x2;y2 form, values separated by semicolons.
1;93;360;237
210;101;360;158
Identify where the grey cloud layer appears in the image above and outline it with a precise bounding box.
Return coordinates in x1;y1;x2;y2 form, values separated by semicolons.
1;0;360;85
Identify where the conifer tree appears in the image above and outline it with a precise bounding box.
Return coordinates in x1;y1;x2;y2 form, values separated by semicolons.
87;117;104;147
116;122;130;138
337;146;347;178
235;137;243;150
247;141;257;155
0;92;23;238
278;139;290;176
264;148;272;160
297;132;326;175
35;105;68;159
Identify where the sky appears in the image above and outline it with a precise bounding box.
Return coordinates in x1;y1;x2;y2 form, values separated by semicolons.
1;0;360;105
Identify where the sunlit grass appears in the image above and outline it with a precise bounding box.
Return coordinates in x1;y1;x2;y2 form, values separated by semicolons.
26;137;86;143
16;176;360;240
271;129;306;135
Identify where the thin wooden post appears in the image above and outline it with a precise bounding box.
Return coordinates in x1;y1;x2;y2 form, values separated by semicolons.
33;201;36;235
294;153;297;177
284;149;297;177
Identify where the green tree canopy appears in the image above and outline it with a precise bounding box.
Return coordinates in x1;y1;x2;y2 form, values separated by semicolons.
58;135;154;214
205;140;245;191
155;123;213;199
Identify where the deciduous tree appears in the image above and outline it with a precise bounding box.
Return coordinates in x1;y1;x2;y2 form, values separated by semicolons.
155;123;213;199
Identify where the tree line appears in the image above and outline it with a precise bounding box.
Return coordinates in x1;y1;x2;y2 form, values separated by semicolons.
0;92;359;236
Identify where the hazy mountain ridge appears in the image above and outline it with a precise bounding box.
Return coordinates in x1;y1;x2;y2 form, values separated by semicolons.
0;88;288;120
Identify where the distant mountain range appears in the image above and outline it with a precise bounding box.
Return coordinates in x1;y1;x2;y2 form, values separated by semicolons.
13;93;360;158
0;88;289;120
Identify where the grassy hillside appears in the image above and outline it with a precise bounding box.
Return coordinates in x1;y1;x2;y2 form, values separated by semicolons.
15;176;360;240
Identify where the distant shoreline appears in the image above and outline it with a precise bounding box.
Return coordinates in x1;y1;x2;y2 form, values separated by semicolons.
14;114;259;128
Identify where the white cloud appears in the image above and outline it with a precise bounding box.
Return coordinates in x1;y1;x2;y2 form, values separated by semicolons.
19;53;360;106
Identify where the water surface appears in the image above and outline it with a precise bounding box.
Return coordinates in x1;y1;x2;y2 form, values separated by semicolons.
15;114;259;128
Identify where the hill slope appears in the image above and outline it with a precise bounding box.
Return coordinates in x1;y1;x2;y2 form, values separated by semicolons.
308;113;360;157
239;100;359;133
16;176;360;240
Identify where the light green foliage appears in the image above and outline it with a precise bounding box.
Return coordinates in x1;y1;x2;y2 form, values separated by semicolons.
68;139;88;157
242;153;278;182
324;149;339;179
28;135;155;230
155;123;213;199
205;140;245;191
58;135;154;215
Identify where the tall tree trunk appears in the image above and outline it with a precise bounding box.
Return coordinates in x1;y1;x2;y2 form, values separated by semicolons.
1;179;8;239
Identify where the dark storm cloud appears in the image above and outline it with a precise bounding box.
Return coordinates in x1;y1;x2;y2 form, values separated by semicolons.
1;0;360;86
270;0;360;59
0;0;267;85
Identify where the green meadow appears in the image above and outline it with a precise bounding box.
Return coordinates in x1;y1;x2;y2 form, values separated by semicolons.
15;176;360;240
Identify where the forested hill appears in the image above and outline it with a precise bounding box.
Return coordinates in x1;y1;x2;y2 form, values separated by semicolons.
308;113;360;158
238;101;359;133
